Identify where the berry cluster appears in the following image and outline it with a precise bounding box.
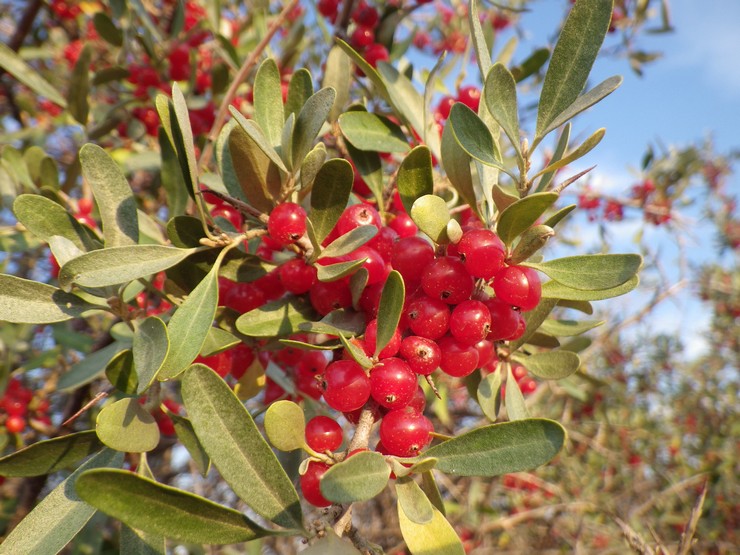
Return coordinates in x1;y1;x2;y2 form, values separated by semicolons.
317;0;389;70
1;378;51;435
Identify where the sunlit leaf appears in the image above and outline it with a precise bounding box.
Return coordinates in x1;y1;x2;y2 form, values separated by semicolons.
496;192;559;246
374;270;405;357
512;351;581;380
338;111;410;153
320;451;390;504
96;398;160;453
0;431;102;477
526;253;642;291
397;146;434;216
264;400;306;452
0;274;98;324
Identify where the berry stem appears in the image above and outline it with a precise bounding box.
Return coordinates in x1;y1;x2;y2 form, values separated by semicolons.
347;402;378;453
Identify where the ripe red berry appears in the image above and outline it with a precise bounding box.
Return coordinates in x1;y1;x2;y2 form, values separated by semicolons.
435;95;456;121
194;350;234;378
399;335;441;376
363;43;389;68
404;295;450;340
484;296;521;341
367;225;399;262
309;279;353;315
267;202;307;246
388;212;418;238
350;25;375;49
391;236;435;286
305;416;344;453
363;318;402;358
300;461;332;507
421;257;474;305
379;407;434;457
457;85;481;112
317;0;339;19
438;335;480;378
493;265;542;312
321;360;371;413
336;203;383;236
407;385;427;414
278;258;317;294
346;245;388;285
449;300;492;345
222;282;266;314
370;357;418;410
456;229;506;280
5;415;25;434
352;2;380;27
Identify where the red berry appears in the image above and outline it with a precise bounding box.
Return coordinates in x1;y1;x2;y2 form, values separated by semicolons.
350;25;375;49
222;282;266;313
300;461;332;507
438;335;479;378
407;385;427;414
346;246;388;285
309;279;353;315
484;296;521;341
388;212;418;238
367;225;399;262
421;257;474;305
457;85;481;112
352;3;379;27
363;318;402;359
435;95;456;121
267;202;307;246
321;360;371;413
399;335;441;376
278;258;317;294
5;415;25;434
493;266;541;312
378;407;433;457
473;339;496;368
456;229;506;280
370;358;418;410
305;416;343;453
194;350;233;378
229;344;255;380
449;300;492;345
211;205;243;230
317;0;340;19
363;43;389;68
391;236;435;286
336;204;382;236
404;295;450;340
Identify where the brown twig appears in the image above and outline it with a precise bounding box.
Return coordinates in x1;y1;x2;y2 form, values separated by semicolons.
676;479;708;555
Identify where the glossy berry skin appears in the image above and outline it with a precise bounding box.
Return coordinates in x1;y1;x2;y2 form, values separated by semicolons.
267;202;307;246
407;385;427;413
370;357;418;410
305;416;343;453
399;335;441;376
5;415;25;434
321;360;371;413
493;265;542;312
391;237;435;286
484;296;521;341
405;295;450;340
222;283;266;314
300;461;332;507
457;229;506;280
278;258;317;294
438;336;480;378
336;203;382;235
350;25;375;49
364;319;401;359
363;43;389;68
457;85;481;112
449;300;492;345
379;407;434;457
421;257;474;305
388;212;418;238
347;246;388;285
309;279;352;315
367;225;399;262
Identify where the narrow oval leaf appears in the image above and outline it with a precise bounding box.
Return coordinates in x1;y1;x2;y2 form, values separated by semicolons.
423;419;566;476
397;503;465;555
539;318;605;337
396;477;434;524
526;253;642;291
286;68;314;119
92;12;123;46
66;43;91;125
292;87;336;168
80;144;139;247
542;275;639;301
157;264;219;380
58;341;131;392
0;430;101;477
505;365;530;421
170;84;200;199
0;449;123;555
227;124;276;213
254;58;285;148
96;398;160;453
229;107;288;173
58;245;198;291
536;0;614;138
317;259;367;282
181;364;304;530
543;203;576;228
320;451;390;504
513;351;581;380
75;469;283;544
264;400;306;452
320;225;378;260
13;194;97;252
335;40;390;103
410;195;450;244
440;124;478;215
338;111;410;153
484;63;521;156
469;0;492;77
0;42;67;108
133;316;169;393
448;103;502;168
376;62;425;148
536;123;571;193
299;309;367;337
397;146;434;216
476;370;502;423
106;349;138;395
496;192;559;246
324;45;352;123
375;270;405;357
300;142;327;195
309;158;354;243
532;128;606;178
169;412;210;476
0;274;97;324
120;525;164;555
236;297;314;338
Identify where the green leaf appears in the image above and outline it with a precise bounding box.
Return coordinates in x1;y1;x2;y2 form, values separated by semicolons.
106;349;138;394
397;503;464;555
286;68;314;120
536;123;571;193
410;195;450;244
59;340;131;391
396;477;434;524
513;351;581;380
532;128;606;178
468;0;492;77
254;58;285;148
345;140;384;205
157;263;219;380
96;397;160;453
510;298;559;351
76;469;283;544
542;274;639;301
539;318;604;337
0;42;67;108
323;46;352;123
170;84;200;199
447;103;502;168
543;203;576;228
375;270;405;357
300;531;362;555
526;253;642;291
159;128;189;217
397;146;434;216
335;40;390;103
316;259;367;282
423;419;566;476
92;12;123;46
236;296;314;338
308;158;354;243
80;144;139;248
505;365;530;420
292;87;335;168
264;400;306;452
496;192;559;246
508;224;554;265
484;63;521;157
440;124;477;215
0;274;97;324
13;194;97;252
58;245;199;291
338;111;410;153
0;430;102;477
539;76;622;139
337;333;373;369
181;364;304;530
376;62;425;148
298;309;367;337
169;412;210;476
536;0;614;139
0;449;123;555
476;370;502;423
200;327;240;357
133;316;169;393
66;44;92;125
299;142;327;195
320;451;390;504
320;225;378;260
511;47;550;82
120;525;165;555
